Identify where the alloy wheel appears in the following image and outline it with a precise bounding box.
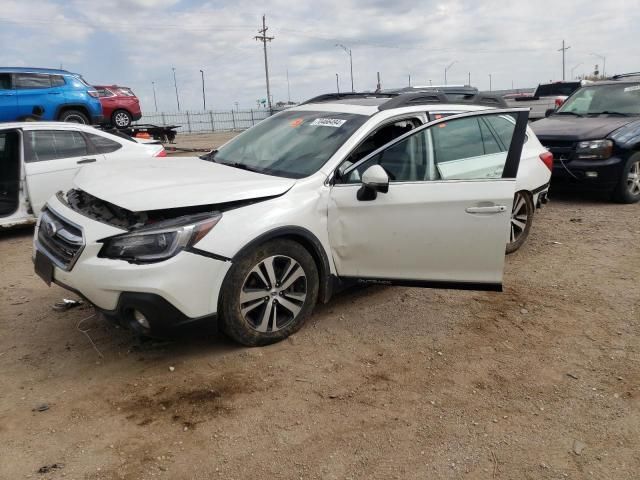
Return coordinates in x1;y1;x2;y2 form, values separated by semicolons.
627;160;640;196
239;255;307;333
65;114;87;124
114;112;130;127
510;192;529;244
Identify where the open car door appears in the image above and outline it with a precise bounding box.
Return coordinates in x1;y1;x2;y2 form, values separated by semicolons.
328;108;529;291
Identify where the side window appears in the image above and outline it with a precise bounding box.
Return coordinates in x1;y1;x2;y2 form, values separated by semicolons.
25;131;89;162
50;75;66;87
0;74;11;89
87;133;122;154
14;73;52;89
483;115;516;149
431;117;485;163
479;119;502;154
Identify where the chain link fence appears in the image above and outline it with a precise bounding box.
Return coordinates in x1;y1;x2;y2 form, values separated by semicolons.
134;109;274;134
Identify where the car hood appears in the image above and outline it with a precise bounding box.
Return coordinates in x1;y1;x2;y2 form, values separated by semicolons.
531;115;632;141
73;157;296;211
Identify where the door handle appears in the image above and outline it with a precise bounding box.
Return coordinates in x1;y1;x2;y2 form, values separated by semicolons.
48;92;62;95
465;205;507;214
77;158;97;164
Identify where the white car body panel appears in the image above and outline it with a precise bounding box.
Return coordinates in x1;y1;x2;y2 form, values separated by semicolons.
73;157;296;211
0;122;164;228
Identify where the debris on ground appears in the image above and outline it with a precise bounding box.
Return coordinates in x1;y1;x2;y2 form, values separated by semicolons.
573;440;586;455
566;373;579;380
37;463;64;474
52;298;84;312
32;403;49;412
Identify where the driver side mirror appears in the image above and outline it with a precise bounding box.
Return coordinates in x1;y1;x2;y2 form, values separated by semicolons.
357;164;389;201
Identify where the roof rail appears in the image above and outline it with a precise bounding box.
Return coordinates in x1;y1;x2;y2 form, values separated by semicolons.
611;72;640;80
301;90;508;110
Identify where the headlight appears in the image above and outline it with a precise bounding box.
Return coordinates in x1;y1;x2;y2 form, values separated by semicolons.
99;213;221;263
575;139;613;160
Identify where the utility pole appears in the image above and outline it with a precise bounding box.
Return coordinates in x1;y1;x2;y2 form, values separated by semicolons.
489;73;492;91
444;60;456;85
336;73;340;94
151;81;158;112
468;72;471;86
408;73;411;87
199;69;206;110
234;101;239;111
558;40;571;81
335;44;354;92
255;15;274;111
286;69;291;103
172;67;180;111
376;72;381;92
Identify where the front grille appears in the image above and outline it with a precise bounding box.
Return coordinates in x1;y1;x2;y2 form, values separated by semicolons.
540;139;576;163
37;208;84;270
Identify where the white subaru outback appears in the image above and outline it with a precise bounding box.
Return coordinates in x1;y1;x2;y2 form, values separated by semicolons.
33;92;551;346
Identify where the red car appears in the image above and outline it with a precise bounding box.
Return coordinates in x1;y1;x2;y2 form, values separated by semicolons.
94;85;142;128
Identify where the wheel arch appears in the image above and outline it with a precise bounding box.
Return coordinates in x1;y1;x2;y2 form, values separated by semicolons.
55;104;90;120
228;226;334;304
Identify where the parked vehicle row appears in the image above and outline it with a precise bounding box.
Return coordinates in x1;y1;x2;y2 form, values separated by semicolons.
0;122;165;228
504;80;587;121
0;67;142;128
32;90;552;346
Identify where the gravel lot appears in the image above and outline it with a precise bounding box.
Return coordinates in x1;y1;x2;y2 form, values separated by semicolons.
0;133;638;479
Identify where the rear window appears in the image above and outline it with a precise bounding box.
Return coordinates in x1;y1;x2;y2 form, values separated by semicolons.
87;133;122;153
535;82;581;97
51;75;66;87
116;87;135;97
95;88;115;98
14;73;51;89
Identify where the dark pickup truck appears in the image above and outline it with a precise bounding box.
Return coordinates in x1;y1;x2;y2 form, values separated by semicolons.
531;74;640;203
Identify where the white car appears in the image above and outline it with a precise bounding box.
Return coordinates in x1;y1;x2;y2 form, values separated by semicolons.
0;122;166;228
33;92;551;346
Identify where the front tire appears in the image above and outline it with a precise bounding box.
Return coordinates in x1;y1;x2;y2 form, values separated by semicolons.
506;191;534;254
612;154;640;204
220;239;319;346
58;109;89;124
112;109;132;128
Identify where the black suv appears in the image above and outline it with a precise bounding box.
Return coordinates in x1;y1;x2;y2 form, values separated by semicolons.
531;73;640;203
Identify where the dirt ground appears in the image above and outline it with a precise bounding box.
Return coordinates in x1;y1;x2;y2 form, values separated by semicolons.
1;134;639;479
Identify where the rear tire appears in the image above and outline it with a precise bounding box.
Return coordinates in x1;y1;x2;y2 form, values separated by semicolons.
58;109;89;124
220;239;319;346
612;154;640;204
112;109;132;128
506;191;534;254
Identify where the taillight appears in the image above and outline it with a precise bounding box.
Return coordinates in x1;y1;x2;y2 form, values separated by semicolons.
555;97;564;108
87;89;99;98
155;149;167;157
539;151;553;171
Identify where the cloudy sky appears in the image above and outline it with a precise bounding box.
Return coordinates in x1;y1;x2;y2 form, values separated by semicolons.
2;0;639;113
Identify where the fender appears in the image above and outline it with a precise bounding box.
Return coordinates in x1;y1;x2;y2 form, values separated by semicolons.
53;103;90;120
229;226;334;304
609;118;640;150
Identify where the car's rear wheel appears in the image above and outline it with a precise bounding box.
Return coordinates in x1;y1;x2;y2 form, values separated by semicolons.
220;239;319;346
506;191;534;254
112;110;132;128
612;154;640;204
59;110;89;124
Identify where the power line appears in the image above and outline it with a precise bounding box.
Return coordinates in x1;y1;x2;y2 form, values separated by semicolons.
254;14;274;111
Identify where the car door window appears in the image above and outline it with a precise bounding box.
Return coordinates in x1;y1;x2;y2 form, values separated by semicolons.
50;75;66;87
14;73;52;89
0;74;11;89
86;133;122;154
25;131;89;162
344;113;520;183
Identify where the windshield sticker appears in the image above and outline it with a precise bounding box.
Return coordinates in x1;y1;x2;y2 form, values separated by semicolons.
624;85;640;93
310;118;347;128
289;118;304;128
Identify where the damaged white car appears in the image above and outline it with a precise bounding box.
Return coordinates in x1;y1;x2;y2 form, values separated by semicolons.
33;92;550;346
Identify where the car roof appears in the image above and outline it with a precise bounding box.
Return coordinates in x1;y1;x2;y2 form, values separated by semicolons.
0;67;77;75
0;121;104;132
290;101;490;117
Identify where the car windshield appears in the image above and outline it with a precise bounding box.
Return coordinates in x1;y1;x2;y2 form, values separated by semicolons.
557;83;640;116
212;110;368;178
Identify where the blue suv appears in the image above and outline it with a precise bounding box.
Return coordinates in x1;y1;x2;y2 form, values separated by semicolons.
0;67;103;124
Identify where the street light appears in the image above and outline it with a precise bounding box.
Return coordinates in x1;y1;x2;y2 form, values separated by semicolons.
151;81;158;112
336;73;340;94
590;53;606;78
444;61;456;85
171;67;180;111
488;73;492;91
335;44;354;92
199;69;206;110
570;63;583;80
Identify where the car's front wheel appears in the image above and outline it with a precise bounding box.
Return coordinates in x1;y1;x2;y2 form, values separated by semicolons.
612;153;640;204
506;191;534;254
112;110;132;128
220;239;319;346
